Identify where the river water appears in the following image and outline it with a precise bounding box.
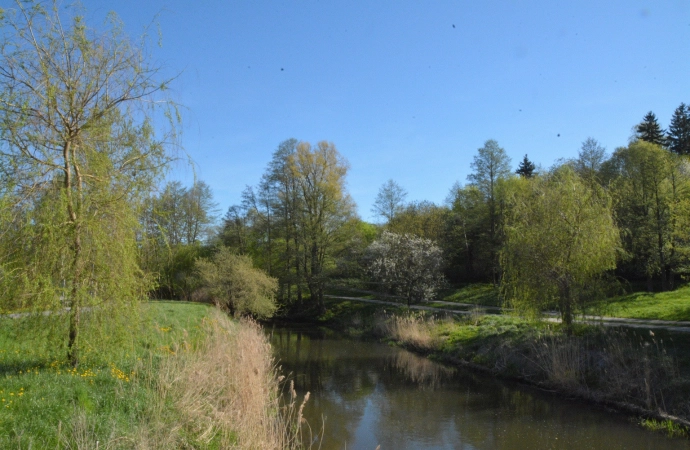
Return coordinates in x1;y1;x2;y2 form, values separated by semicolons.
268;325;689;450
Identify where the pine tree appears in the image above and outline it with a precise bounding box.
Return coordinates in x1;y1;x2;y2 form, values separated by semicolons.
636;111;666;146
667;103;690;155
515;154;536;178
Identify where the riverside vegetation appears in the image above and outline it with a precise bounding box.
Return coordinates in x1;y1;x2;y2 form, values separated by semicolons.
312;293;690;437
4;0;690;446
0;301;308;449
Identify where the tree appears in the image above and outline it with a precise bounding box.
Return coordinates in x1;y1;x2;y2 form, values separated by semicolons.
467;139;512;284
0;1;176;366
182;181;218;245
501;168;619;331
366;231;445;307
606;141;684;291
444;183;490;281
515;154;536;178
139;180;217;300
194;247;277;318
289;141;356;311
386;200;448;242
636;111;666;146
372;179;407;223
575;137;606;184
667;103;690;156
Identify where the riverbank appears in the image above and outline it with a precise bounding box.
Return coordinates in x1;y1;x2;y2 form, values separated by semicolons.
0;302;305;449
306;297;690;437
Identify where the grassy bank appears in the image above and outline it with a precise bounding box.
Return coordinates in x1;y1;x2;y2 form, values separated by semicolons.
588;286;690;321
0;302;306;449
315;297;690;435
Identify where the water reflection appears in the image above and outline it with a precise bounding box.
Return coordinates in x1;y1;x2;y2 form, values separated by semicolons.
269;326;688;450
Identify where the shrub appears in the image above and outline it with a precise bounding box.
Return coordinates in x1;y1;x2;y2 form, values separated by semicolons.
194;247;278;318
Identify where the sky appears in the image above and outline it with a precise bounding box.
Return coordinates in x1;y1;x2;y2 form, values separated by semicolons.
3;0;689;221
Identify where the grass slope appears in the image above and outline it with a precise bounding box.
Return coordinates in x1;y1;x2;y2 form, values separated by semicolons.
0;301;211;448
0;301;304;449
590;286;690;321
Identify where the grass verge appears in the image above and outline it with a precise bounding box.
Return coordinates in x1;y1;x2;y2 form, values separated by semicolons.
0;301;307;449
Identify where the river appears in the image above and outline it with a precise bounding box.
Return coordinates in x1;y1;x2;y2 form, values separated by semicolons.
268;325;689;450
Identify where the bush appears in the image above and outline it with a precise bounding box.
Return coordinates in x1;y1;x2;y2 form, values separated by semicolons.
194;247;278;318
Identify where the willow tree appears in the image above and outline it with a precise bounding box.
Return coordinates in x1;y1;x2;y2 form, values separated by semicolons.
0;1;176;366
501;168;619;330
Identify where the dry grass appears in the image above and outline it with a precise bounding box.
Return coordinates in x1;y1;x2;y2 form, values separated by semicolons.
139;309;308;449
60;308;310;450
379;313;439;352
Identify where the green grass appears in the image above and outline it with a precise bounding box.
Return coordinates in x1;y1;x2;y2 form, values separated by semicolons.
588;285;690;321
438;283;501;307
640;418;689;438
0;300;214;448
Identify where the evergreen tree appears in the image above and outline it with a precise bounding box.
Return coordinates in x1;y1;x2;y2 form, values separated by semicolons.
667;103;690;155
515;154;536;178
636;111;666;146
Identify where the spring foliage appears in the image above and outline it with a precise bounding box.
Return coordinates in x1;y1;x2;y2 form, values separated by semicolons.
194;247;278;318
501;168;620;327
0;1;176;365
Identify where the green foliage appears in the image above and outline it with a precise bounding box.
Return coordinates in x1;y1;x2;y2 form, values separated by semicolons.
605;141;690;289
194;247;278;318
501;167;620;328
387;200;449;242
439;283;501;306
639;418;688;437
0;0;177;365
221;139;357;310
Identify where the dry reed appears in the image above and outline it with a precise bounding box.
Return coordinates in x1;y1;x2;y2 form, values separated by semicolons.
63;308;310;449
145;309;309;449
380;313;438;351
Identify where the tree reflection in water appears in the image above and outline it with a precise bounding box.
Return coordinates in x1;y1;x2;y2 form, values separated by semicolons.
269;326;688;450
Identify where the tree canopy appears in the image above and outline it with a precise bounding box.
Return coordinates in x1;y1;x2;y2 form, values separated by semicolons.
502;168;620;329
0;0;176;365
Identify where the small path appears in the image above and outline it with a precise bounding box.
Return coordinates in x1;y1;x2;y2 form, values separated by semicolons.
324;295;690;334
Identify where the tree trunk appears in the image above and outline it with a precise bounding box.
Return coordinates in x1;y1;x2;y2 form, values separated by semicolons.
559;281;573;335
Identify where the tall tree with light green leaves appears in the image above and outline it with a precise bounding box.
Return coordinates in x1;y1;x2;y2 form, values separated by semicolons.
605;141;690;290
289;141;356;311
501;168;619;331
467;139;512;284
0;1;177;366
575;137;607;186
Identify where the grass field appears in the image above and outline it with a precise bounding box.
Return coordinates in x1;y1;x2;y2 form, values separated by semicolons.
0;301;303;449
588;285;690;321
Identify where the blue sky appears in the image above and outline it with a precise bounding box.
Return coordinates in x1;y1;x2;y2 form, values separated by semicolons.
5;0;689;221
